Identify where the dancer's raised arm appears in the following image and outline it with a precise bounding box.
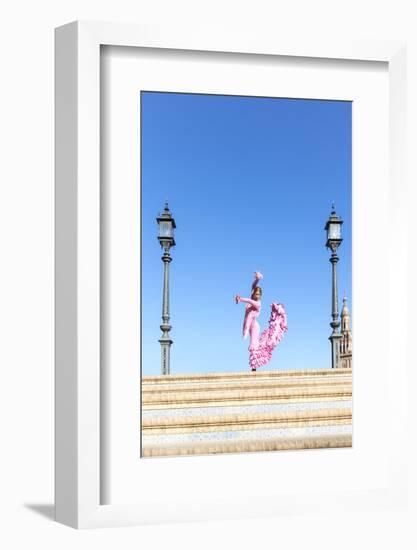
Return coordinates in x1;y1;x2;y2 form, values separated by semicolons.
235;295;261;310
235;272;263;309
251;271;263;292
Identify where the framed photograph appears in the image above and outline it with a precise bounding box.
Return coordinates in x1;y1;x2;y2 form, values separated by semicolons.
139;92;352;460
55;22;408;528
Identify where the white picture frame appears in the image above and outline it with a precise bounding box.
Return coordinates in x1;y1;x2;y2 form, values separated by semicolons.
55;21;408;529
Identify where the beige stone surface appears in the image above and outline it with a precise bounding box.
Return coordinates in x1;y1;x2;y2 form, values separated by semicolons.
143;434;352;457
142;385;352;409
141;369;353;457
143;368;351;384
143;408;352;434
142;376;351;394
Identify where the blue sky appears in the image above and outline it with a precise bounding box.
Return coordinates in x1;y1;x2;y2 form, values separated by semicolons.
141;92;351;375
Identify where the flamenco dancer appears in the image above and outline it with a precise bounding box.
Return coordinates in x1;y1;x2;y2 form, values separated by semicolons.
235;272;288;371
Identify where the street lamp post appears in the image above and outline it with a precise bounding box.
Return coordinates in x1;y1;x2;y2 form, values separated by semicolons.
324;204;343;369
156;202;176;375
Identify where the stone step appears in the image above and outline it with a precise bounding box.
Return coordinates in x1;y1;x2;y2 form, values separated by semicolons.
142;377;351;395
143;368;352;385
142;384;352;409
142;433;352;457
142;407;352;434
142;399;352;419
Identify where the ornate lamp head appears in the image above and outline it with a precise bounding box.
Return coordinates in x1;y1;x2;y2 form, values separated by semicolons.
324;203;343;252
156;201;176;251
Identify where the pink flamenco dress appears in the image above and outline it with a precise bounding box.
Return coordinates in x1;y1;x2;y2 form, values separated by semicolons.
236;273;288;371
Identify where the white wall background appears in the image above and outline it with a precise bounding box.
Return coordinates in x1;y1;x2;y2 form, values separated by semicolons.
0;1;416;548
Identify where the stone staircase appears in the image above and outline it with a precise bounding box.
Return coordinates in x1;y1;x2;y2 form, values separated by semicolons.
141;368;352;457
